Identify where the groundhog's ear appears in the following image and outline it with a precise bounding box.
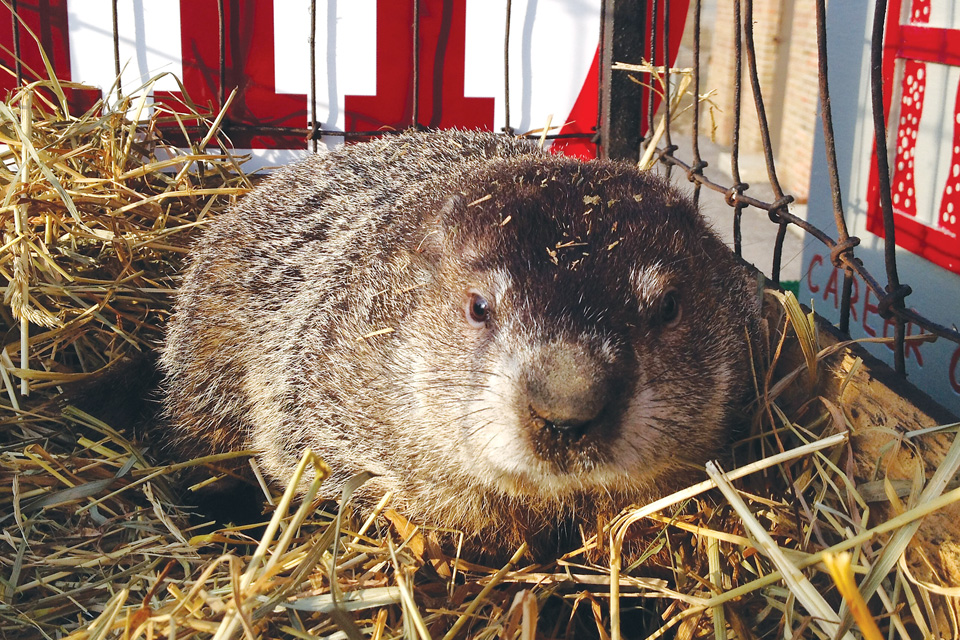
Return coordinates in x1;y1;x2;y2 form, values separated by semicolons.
416;195;464;255
437;194;466;228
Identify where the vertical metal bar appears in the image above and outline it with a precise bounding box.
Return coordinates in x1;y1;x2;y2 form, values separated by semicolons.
772;220;787;284
662;0;672;179
815;0;857;334
503;0;513;134
742;0;785;201
11;0;21;85
309;0;318;152
743;0;793;283
870;0;907;375
112;0;121;97
731;0;745;257
734;207;743;255
595;0;607;156
646;0;658;149
691;0;704;205
599;0;647;161
840;277;854;333
412;0;421;128
218;0;226;111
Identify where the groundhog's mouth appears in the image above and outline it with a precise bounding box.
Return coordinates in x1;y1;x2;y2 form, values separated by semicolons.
528;412;591;439
524;407;611;474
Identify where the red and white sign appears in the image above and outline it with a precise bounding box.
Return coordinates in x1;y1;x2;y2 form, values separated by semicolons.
0;1;688;168
867;0;960;274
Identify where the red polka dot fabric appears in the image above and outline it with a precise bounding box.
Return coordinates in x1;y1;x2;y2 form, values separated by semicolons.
892;60;925;217
891;0;932;218
939;74;960;236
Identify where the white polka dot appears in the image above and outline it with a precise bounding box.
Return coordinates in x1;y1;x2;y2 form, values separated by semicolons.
950;203;955;213
908;187;914;196
945;212;951;222
952;215;957;225
899;182;904;192
907;75;914;86
924;6;929;15
906;97;913;107
948;186;953;195
956;113;960;125
901;116;906;125
894;193;900;204
919;85;924;93
918;68;925;80
954;165;959;177
955;146;959;154
912;130;917;139
906;198;912;207
898;161;904;170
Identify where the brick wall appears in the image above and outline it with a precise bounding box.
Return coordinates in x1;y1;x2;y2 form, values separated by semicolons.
703;0;819;201
778;0;819;200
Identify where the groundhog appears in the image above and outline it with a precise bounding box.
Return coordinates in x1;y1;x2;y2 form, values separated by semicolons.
161;129;763;554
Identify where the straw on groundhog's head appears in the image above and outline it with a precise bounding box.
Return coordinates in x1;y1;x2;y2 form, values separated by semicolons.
161;130;763;555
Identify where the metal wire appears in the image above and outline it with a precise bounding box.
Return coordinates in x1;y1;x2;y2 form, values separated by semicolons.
309;0;318;151
730;0;746;259
111;0;121;97
10;0;20;85
869;0;910;373
646;0;658;152
688;0;705;207
503;0;513;135
743;0;793;286
594;0;606;155
660;0;960;366
412;0;420;129
814;0;857;335
662;0;674;180
217;0;226;112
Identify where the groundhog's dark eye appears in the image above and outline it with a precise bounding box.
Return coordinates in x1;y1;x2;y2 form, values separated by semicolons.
465;291;491;328
659;289;682;327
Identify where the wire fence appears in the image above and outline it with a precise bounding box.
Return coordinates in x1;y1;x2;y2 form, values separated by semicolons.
624;0;960;377
7;0;959;377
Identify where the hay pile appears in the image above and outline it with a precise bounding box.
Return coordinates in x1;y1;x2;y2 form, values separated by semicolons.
2;76;960;640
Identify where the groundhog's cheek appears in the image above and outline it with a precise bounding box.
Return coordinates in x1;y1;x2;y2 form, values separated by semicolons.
615;366;731;465
614;385;680;456
459;374;538;477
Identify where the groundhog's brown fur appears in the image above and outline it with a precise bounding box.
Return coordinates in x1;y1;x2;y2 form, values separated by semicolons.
161;130;763;555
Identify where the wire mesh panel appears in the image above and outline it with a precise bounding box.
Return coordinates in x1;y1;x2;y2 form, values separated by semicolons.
657;0;960;385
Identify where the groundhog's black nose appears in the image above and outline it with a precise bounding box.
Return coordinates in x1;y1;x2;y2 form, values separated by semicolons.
526;343;611;437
